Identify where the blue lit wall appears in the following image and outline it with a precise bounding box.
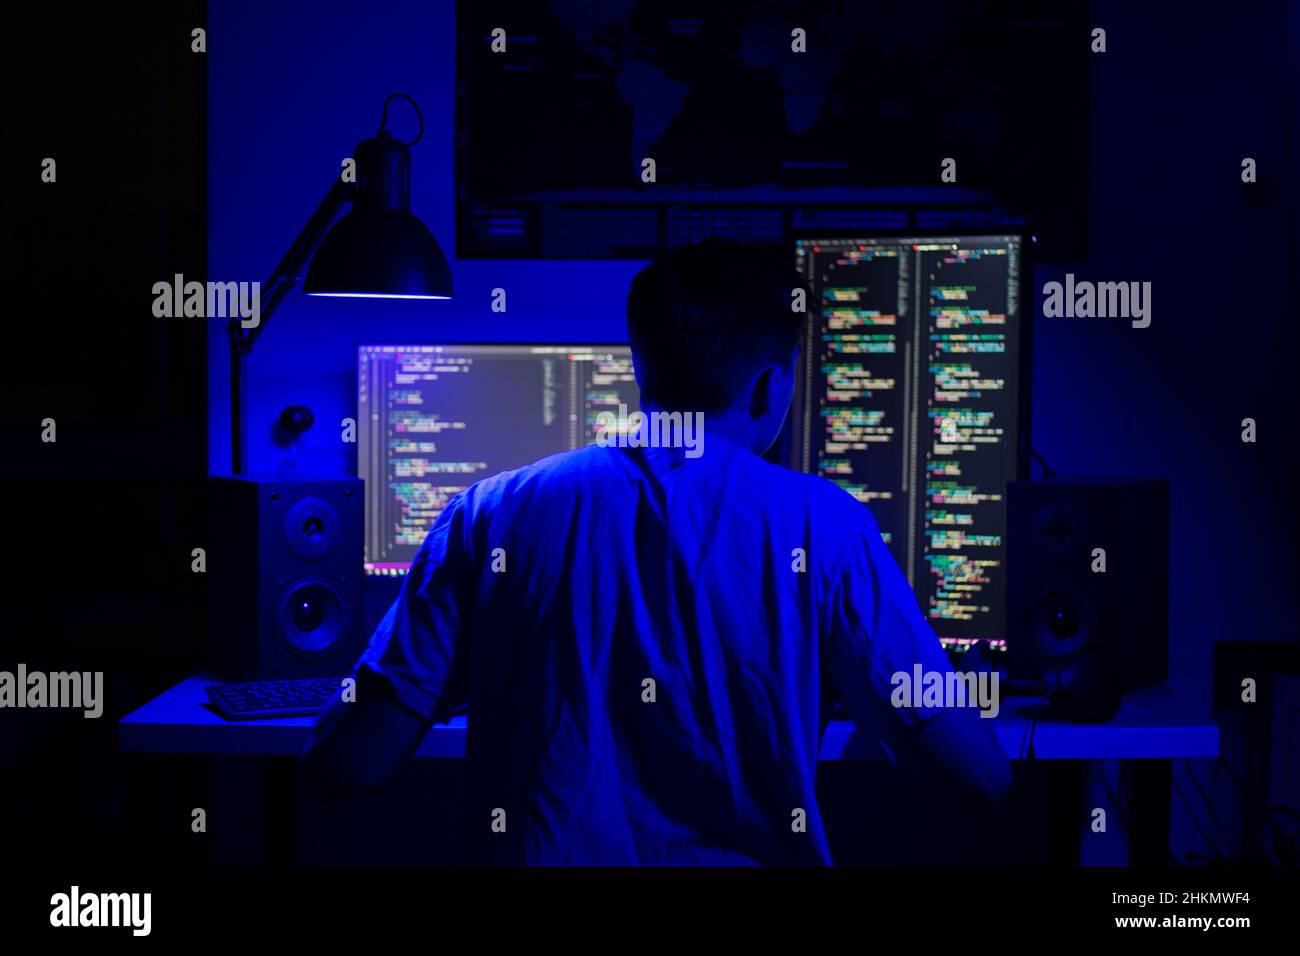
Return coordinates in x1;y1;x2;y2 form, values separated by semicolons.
206;0;644;482
208;0;1298;706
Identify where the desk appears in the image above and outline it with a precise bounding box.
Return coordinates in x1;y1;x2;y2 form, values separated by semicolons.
121;674;1218;760
120;674;1219;864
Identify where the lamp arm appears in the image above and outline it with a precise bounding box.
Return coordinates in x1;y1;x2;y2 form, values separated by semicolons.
230;177;355;355
228;177;354;473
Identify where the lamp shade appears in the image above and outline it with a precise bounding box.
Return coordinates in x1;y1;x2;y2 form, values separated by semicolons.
303;207;453;299
303;127;453;299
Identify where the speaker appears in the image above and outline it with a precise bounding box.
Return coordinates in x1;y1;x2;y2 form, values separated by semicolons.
208;476;365;679
1008;479;1169;719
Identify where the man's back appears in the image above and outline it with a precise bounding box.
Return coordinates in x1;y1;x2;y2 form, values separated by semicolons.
359;433;954;865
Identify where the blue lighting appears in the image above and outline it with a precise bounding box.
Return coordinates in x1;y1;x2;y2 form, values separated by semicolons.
305;292;451;299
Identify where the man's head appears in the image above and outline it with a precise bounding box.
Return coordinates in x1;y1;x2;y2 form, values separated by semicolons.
626;240;809;454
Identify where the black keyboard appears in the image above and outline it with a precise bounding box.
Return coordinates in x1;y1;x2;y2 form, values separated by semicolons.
207;676;344;721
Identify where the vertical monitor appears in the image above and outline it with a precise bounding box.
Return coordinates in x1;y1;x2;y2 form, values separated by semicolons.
793;233;1027;650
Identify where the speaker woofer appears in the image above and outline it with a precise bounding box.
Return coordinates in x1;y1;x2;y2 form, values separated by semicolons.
276;578;350;656
1031;588;1091;658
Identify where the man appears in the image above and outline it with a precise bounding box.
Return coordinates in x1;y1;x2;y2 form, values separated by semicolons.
301;240;1011;864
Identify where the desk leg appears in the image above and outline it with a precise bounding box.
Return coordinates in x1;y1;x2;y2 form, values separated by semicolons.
1125;759;1172;867
211;756;296;866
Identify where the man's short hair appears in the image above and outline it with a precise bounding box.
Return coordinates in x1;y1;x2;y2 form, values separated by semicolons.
626;240;809;411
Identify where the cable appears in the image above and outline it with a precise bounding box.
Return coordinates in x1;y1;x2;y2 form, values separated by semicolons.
378;92;425;145
1217;754;1248;796
1028;447;1056;479
1262;807;1300;867
1183;759;1234;855
1018;691;1049;760
1170;773;1226;863
1026;695;1045;760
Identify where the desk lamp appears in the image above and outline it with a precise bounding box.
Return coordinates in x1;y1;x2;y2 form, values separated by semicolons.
226;92;451;473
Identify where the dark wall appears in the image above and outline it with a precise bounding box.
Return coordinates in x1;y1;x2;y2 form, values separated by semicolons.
2;3;210;862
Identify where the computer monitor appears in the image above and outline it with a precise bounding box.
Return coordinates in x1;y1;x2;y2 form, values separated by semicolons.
358;344;640;575
791;232;1030;652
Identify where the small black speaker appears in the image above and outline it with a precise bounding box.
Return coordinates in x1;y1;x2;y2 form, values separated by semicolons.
208;476;365;679
1008;479;1169;718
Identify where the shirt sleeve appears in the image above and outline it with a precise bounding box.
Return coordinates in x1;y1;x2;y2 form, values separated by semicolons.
825;503;957;736
356;491;474;723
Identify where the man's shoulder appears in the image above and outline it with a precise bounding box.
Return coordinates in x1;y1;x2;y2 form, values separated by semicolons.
739;454;875;523
466;445;620;504
463;441;872;528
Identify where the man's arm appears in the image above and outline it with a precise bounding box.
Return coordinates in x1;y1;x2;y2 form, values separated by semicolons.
886;706;1012;808
827;506;1012;809
299;668;430;802
299;493;474;802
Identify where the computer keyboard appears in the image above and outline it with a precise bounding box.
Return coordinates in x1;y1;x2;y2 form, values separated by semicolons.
206;676;344;721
